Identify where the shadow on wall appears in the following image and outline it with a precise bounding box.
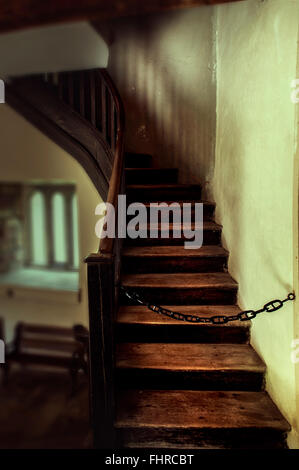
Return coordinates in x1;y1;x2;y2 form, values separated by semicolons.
107;7;216;197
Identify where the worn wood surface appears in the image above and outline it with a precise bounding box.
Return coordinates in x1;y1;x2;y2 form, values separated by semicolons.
122;245;228;273
122;272;238;305
115;390;290;449
117;343;265;372
118;304;245;326
116;304;250;344
116;342;265;391
116;389;290;430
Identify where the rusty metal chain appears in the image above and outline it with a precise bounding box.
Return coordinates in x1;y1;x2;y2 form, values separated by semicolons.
120;287;295;324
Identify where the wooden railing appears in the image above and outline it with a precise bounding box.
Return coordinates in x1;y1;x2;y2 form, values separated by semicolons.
83;71;125;449
7;69;125;448
44;70;120;158
6;69;123;199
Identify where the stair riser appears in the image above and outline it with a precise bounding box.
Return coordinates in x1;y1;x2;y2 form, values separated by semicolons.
116;428;287;449
125;169;178;185
122;256;227;273
124;229;221;246
125;153;153;168
121;287;238;305
116;370;264;392
127;188;202;203
116;324;250;344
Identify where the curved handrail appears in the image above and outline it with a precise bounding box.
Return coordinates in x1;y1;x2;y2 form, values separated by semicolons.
54;68;125;255
97;70;125;255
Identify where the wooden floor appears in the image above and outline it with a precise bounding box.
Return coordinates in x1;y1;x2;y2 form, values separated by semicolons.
0;368;90;449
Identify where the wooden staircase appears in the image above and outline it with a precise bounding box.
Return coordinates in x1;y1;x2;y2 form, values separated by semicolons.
7;70;290;449
114;152;290;449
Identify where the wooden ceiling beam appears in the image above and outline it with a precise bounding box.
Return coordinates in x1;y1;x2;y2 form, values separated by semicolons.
0;0;245;33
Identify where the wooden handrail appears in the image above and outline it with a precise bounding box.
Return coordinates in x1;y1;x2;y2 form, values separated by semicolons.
96;70;125;255
83;71;125;448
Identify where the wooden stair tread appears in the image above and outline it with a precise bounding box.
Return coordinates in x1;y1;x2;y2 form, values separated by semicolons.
123;245;228;258
116;390;290;432
116;343;265;372
117;304;248;327
122;272;238;289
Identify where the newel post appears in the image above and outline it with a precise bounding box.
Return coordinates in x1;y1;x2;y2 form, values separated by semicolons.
86;252;116;449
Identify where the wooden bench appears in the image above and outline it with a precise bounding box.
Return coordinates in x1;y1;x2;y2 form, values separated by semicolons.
4;322;89;394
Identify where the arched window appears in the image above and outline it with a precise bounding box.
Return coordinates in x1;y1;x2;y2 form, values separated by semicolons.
72;194;80;269
30;191;47;266
52;192;67;265
27;184;79;272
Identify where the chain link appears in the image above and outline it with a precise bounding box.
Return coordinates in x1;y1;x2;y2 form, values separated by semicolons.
120;287;295;324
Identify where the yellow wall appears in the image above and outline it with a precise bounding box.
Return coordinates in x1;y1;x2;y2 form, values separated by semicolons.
0;105;101;340
292;18;299;449
108;7;216;197
213;0;299;447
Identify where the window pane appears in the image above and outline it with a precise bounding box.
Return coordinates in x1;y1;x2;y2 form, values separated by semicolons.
72;194;80;269
30;191;47;266
52;193;67;264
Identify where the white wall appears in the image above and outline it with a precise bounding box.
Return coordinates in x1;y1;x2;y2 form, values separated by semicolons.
213;0;299;447
0;105;101;340
0;22;108;77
